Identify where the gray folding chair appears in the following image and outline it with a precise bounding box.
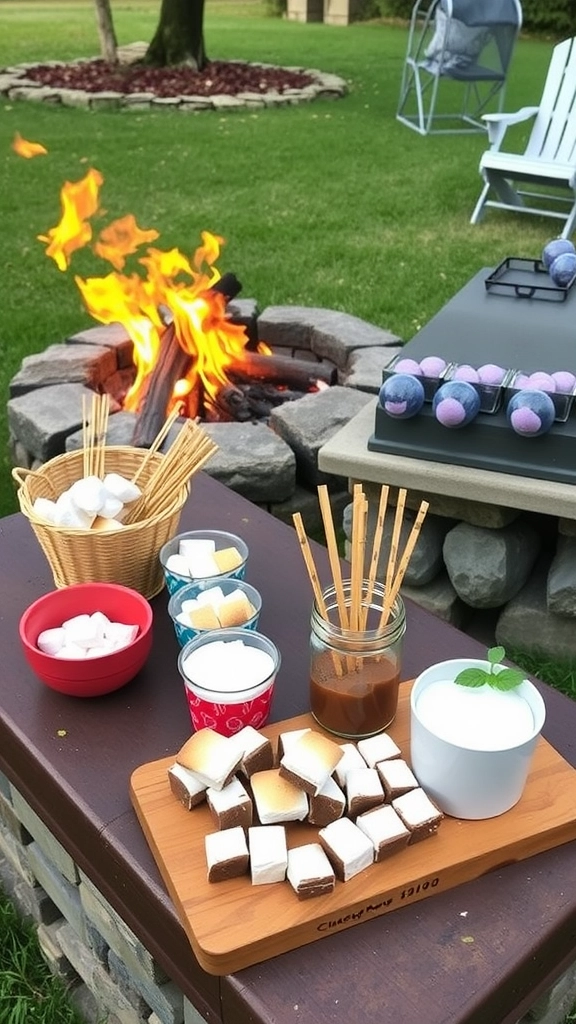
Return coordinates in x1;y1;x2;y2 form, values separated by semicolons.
397;0;523;136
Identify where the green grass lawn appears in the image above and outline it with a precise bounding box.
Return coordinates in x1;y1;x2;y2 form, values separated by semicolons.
0;0;558;518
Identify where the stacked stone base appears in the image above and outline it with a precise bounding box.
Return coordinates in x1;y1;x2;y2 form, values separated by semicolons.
0;770;209;1024
1;765;575;1024
344;482;576;660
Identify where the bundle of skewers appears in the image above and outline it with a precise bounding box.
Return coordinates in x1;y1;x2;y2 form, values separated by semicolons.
12;393;219;598
293;483;429;668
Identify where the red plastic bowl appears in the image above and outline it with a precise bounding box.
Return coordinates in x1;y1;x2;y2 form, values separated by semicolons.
19;583;153;697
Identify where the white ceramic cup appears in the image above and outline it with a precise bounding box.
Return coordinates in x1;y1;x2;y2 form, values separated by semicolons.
410;658;546;820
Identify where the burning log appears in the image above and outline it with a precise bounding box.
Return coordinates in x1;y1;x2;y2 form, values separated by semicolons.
131;274;243;448
228;353;337;390
131;322;194;448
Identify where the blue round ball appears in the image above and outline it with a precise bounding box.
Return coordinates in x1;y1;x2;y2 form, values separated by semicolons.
542;237;576;270
549;251;576;287
432;381;480;428
378;373;425;419
506;389;555;437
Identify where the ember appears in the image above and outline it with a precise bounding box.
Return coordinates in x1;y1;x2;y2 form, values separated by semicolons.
37;168;330;445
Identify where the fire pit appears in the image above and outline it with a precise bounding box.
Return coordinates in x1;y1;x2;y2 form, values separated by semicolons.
8;166;402;520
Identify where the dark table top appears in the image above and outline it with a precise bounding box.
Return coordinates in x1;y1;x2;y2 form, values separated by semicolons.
1;473;576;1024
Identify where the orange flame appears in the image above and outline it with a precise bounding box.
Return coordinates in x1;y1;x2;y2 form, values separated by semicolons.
38;168;103;271
12;132;48;158
39;169;268;415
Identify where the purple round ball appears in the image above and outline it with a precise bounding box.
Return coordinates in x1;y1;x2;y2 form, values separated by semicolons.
512;373;530;390
419;355;446;377
549;252;576;287
379;373;425;419
506;389;555;436
542;237;576;270
552;370;576;394
432;381;480;428
394;358;422;376
477;363;506;385
452;364;480;383
527;372;556;393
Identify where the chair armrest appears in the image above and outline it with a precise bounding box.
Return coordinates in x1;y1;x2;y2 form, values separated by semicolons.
482;106;539;149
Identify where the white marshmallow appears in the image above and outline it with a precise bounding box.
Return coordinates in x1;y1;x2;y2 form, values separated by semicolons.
188;552;220;579
61;613;103;649
37;627;66;656
179;538;216;557
104;622;139;648
166;553;192;578
248;825;287;885
195;586;225;608
97;494;124;519
69;476;107;515
55;642;88;660
54;491;94;530
32;497;58;524
102;473;142;503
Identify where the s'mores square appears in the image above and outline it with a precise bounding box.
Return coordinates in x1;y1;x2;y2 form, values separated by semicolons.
206;777;253;831
249;825;288;885
356;804;410;862
279;731;343;796
308;775;346;827
392;788;444;843
167;762;207;811
287;843;336;900
176;729;242;791
345;768;385;819
250;769;308;825
205;826;249;883
334;742;368;788
231;725;274;778
276;727;311;764
357;733;401;768
376;758;419;801
318;817;374;882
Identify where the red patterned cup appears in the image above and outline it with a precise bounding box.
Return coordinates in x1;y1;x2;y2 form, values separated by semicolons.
178;628;280;737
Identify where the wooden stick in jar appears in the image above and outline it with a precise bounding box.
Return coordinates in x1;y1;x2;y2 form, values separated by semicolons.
379;500;429;628
349;484;365;632
361;483;389;630
293;511;343;679
384;487;407;600
317;485;349;630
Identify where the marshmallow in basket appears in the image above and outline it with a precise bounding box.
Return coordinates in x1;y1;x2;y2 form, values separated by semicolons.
32;473;142;531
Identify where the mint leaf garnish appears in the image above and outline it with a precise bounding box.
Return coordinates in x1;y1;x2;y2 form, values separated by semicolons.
454;647;526;691
453;668;488;688
489;668;527;691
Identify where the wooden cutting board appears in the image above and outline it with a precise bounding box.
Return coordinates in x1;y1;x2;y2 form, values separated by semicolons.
129;680;576;975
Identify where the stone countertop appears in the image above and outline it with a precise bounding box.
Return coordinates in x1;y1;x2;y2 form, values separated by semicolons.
318;397;576;521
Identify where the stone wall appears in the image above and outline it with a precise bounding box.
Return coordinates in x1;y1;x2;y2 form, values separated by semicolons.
1;766;574;1024
344;482;576;661
7;303;401;535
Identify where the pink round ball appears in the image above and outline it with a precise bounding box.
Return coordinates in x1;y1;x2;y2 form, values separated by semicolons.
419;355;446;377
513;373;530;389
394;358;422;376
477;363;506;385
552;370;576;394
527;372;556;393
453;364;479;383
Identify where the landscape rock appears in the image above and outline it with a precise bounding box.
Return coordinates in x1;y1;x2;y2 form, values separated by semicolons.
443;519;541;608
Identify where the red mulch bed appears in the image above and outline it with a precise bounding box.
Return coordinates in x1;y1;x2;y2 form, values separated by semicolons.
24;59;316;98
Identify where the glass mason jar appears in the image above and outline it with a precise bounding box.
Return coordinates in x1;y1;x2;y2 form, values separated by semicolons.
309;580;406;740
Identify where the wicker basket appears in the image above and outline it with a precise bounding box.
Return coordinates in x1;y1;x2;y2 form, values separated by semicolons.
12;446;189;599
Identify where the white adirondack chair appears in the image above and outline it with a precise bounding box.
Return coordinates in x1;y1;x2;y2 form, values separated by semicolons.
470;36;576;238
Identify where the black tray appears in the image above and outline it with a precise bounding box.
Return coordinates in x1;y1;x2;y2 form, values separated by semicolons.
485;257;576;303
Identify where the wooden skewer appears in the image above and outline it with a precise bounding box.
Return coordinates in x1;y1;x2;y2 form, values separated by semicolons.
349;484;365;632
379;500;429;628
293;512;343;678
130;403;184;485
361;484;389;630
385;487;407;600
317;485;348;629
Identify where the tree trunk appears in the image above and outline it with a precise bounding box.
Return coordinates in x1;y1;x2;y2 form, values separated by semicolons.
144;0;208;69
94;0;118;63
